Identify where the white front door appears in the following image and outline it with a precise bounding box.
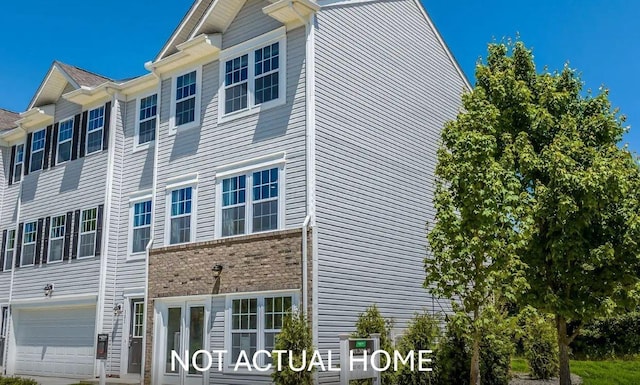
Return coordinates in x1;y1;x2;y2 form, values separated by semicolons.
158;301;207;385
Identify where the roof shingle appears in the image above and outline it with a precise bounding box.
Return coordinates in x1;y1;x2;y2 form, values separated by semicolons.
0;108;19;132
55;61;112;88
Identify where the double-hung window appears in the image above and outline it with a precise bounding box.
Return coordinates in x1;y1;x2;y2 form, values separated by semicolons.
13;144;24;183
229;294;294;366
171;69;200;131
220;167;281;237
57;117;74;163
137;94;157;147
132;200;152;253
220;32;285;120
4;230;15;271
86;106;105;154
169;187;193;244
21;222;37;266
78;208;97;258
30;129;46;173
48;215;66;263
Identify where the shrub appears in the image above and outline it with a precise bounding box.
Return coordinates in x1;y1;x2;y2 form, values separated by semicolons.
516;306;558;379
351;305;395;385
436;313;471;385
0;377;38;385
271;309;314;385
396;312;440;385
572;311;640;359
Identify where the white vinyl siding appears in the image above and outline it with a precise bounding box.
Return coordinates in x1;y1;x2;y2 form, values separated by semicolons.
29;129;46;173
86;106;105;154
57;117;74;164
78;208;97;258
48;215;66;263
20;222;37;267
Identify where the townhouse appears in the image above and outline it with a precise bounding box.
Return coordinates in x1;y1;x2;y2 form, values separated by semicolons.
0;0;469;384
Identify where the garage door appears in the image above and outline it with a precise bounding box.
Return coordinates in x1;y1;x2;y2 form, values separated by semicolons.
14;306;95;377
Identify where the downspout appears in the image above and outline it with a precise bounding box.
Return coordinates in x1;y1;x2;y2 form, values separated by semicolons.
140;66;161;385
301;214;311;315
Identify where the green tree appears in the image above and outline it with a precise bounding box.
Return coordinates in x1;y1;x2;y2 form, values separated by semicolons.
352;305;395;385
425;38;528;384
271;309;314;385
440;39;640;385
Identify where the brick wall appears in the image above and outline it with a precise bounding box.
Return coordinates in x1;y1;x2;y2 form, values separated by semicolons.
143;227;312;383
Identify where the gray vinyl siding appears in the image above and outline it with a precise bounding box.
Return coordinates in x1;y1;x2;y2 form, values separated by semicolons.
153;22;307;248
314;1;465;382
221;0;282;49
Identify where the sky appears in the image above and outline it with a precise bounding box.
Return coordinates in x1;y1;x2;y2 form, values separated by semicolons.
0;0;638;152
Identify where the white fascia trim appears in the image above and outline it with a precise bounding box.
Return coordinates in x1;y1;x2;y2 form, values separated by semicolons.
122;288;146;298
10;293;98;307
215;151;286;178
169;66;203;133
164;173;199;190
156;0;205;61
129;190;153;202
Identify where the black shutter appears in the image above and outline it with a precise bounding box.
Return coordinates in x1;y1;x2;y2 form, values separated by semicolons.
79;111;88;158
8;145;15;186
95;204;104;257
102;102;111;151
34;218;43;265
42;217;50;265
71;209;80;260
24;133;32;176
0;230;7;272
51;123;59;168
63;211;72;261
71;114;81;161
15;223;23;268
42;125;53;170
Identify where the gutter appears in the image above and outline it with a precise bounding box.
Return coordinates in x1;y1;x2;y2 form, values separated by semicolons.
302;214;311;315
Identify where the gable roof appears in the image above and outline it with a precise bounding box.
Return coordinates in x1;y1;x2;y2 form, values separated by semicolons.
28;61;112;109
0;109;19;132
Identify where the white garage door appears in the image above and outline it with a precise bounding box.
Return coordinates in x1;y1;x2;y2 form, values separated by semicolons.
14;306;95;377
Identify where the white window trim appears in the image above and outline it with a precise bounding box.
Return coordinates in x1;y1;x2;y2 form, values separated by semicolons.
77;207;98;259
13;142;24;184
129;196;153;260
218;28;287;124
20;222;37;267
164;183;198;246
86;106;105;156
134;92;158;152
47;213;66;264
223;290;299;373
215;156;286;239
29;128;46;173
169;67;202;133
4;229;15;272
56;116;74;165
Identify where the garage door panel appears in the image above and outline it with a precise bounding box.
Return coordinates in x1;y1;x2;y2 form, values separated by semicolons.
14;306;95;377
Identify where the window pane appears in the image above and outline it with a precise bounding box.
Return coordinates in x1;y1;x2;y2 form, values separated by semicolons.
253;200;278;232
170;216;191;244
79;233;96;258
171;188;192;216
231;332;256;363
57;141;72;163
165;307;181;373
139;118;156;144
30;151;44;172
255;72;279;105
49;238;64;262
140;94;158;120
87;130;103;154
176;98;196;126
189;307;205;375
133;227;151;253
88;107;105;132
21;244;35;266
4;250;13;271
176;72;197;100
13;164;22;183
222;207;245;237
58;119;74;142
225;84;248;114
31;130;46;151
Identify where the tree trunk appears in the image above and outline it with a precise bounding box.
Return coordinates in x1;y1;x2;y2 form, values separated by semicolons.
470;336;481;385
556;315;572;385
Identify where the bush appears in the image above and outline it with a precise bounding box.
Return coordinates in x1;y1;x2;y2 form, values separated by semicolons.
0;377;38;385
437;308;513;385
351;305;395;385
396;312;440;385
572;311;640;359
271;309;314;385
516;306;558;379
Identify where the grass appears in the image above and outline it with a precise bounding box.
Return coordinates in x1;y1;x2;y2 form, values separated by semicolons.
511;358;640;385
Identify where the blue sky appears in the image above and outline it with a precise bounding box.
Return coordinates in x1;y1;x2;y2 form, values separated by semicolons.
1;0;638;152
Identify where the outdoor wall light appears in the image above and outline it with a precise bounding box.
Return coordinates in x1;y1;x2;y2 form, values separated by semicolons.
43;283;54;297
113;303;123;315
212;264;224;278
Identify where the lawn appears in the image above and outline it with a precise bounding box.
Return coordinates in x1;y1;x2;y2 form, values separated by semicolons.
511;358;640;385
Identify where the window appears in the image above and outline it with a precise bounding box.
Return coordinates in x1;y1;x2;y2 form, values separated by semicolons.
13;144;24;183
48;215;66;263
4;230;15;271
29;129;46;173
220;167;281;237
137;94;157;147
171;69;201;131
229;295;294;366
132;301;144;338
169;187;193;244
57;117;74;163
86;106;105;154
132;200;152;254
220;34;285;120
21;222;37;266
78;208;97;258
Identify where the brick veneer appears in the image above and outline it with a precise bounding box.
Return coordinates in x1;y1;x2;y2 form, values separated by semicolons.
143;227;312;384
